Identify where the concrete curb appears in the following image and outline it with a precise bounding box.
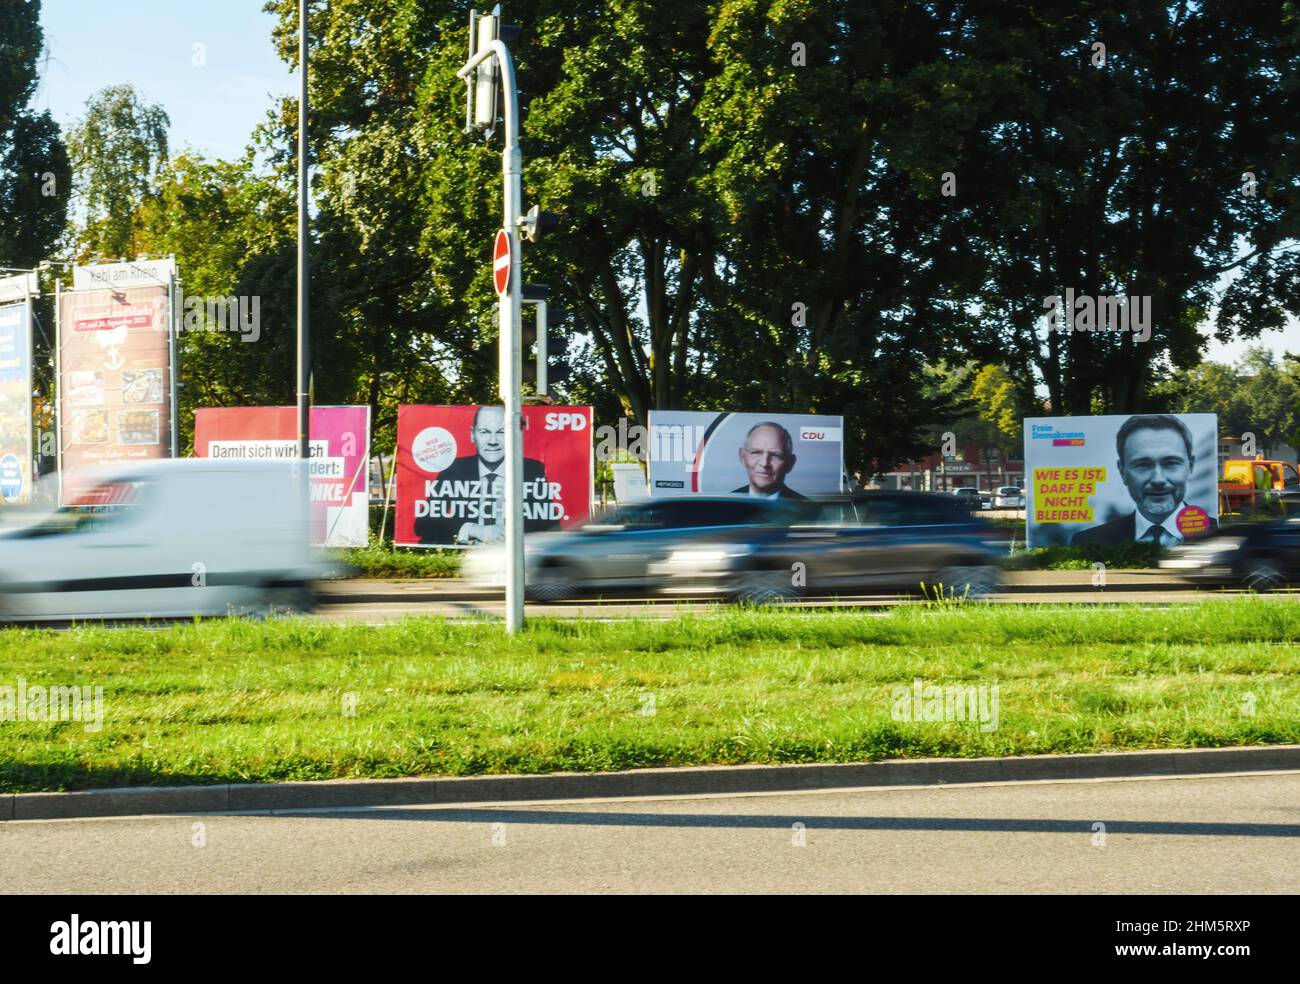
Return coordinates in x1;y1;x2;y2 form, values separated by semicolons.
5;744;1298;821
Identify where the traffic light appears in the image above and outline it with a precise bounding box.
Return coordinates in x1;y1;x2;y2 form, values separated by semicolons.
518;204;563;243
520;284;572;394
468;6;522;135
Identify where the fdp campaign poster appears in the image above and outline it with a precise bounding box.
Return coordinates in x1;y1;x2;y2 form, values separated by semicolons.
0;300;33;504
395;405;593;547
647;410;844;498
194;405;371;547
1023;413;1219;548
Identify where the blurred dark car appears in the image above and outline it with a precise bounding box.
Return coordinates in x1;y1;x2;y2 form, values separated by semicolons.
1159;518;1300;590
461;495;807;600
653;491;1007;602
951;486;991;511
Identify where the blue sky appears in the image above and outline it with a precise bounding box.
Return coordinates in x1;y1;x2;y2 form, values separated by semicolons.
29;1;1300;367
35;0;293;163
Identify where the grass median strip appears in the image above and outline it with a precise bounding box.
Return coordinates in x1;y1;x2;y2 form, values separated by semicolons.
2;599;1298;793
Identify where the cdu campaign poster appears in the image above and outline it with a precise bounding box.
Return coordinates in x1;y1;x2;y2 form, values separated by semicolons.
646;410;844;498
194;405;371;547
395;405;593;547
1024;413;1219;548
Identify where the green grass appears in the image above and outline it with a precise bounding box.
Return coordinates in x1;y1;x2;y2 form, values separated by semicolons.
1005;542;1166;570
328;545;461;578
2;600;1298;793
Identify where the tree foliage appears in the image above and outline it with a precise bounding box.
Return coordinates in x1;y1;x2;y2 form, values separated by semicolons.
42;0;1300;472
67;84;169;259
0;0;68;268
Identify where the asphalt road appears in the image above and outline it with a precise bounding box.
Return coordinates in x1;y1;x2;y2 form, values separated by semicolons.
4;773;1297;893
313;571;1295;622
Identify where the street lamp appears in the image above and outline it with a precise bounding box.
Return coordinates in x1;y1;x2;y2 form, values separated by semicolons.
297;0;311;462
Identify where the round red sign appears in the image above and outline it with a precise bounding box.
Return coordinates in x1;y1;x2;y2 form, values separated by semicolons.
493;229;511;295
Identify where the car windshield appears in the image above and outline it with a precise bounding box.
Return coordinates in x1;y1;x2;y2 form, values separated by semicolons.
595;499;779;530
4;479;154;539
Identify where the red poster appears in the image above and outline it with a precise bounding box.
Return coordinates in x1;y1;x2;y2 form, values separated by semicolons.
396;405;592;547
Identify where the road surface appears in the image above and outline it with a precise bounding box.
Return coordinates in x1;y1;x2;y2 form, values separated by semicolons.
4;772;1297;893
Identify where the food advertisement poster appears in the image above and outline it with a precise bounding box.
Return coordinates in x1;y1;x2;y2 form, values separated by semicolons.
57;285;173;503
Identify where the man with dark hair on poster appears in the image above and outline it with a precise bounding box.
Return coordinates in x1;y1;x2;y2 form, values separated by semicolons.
414;406;556;545
1071;414;1217;545
733;421;806;499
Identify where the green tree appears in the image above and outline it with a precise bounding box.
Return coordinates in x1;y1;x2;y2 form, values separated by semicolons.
944;1;1300;416
969;364;1023;452
0;0;69;268
1153;347;1300;452
67;84;169;259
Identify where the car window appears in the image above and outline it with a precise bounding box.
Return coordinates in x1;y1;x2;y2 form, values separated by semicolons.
800;500;858;525
11;479;155;538
651;500;771;528
861;496;962;527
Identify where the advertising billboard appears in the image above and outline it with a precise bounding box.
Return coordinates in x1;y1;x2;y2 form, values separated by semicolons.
194;405;372;547
1023;413;1219;548
0;300;33;504
57;284;173;502
395;404;593;547
646;410;844;498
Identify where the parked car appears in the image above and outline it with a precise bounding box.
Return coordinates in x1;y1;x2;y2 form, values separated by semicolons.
950;486;989;510
992;486;1025;509
462;495;806;601
1159;518;1300;590
0;460;327;620
653;491;1007;602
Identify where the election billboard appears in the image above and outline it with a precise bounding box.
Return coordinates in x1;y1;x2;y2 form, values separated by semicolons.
1024;413;1219;548
57;284;173;502
0;300;33;504
395;405;593;547
646;410;844;498
194;405;372;547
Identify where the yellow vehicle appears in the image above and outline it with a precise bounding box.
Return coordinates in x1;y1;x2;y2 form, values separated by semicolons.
1219;454;1300;514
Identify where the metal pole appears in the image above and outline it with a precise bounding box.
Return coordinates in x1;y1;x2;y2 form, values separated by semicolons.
459;37;524;633
500;49;524;634
536;298;547;396
167;270;179;458
54;280;62;506
296;0;311;462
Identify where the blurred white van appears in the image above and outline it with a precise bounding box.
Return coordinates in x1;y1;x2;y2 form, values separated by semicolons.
0;459;327;621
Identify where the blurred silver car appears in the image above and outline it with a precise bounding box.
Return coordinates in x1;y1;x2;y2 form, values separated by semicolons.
462;496;805;601
654;492;1005;602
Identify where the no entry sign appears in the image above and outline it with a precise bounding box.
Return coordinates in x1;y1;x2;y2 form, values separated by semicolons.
493;230;511;295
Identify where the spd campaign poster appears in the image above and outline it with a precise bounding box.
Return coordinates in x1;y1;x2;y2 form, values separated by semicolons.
194;405;371;547
646;410;844;499
0;300;33;504
1024;413;1219;548
58;284;172;502
395;405;593;547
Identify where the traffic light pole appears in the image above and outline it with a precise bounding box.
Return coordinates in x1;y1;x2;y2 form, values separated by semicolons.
458;38;525;633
